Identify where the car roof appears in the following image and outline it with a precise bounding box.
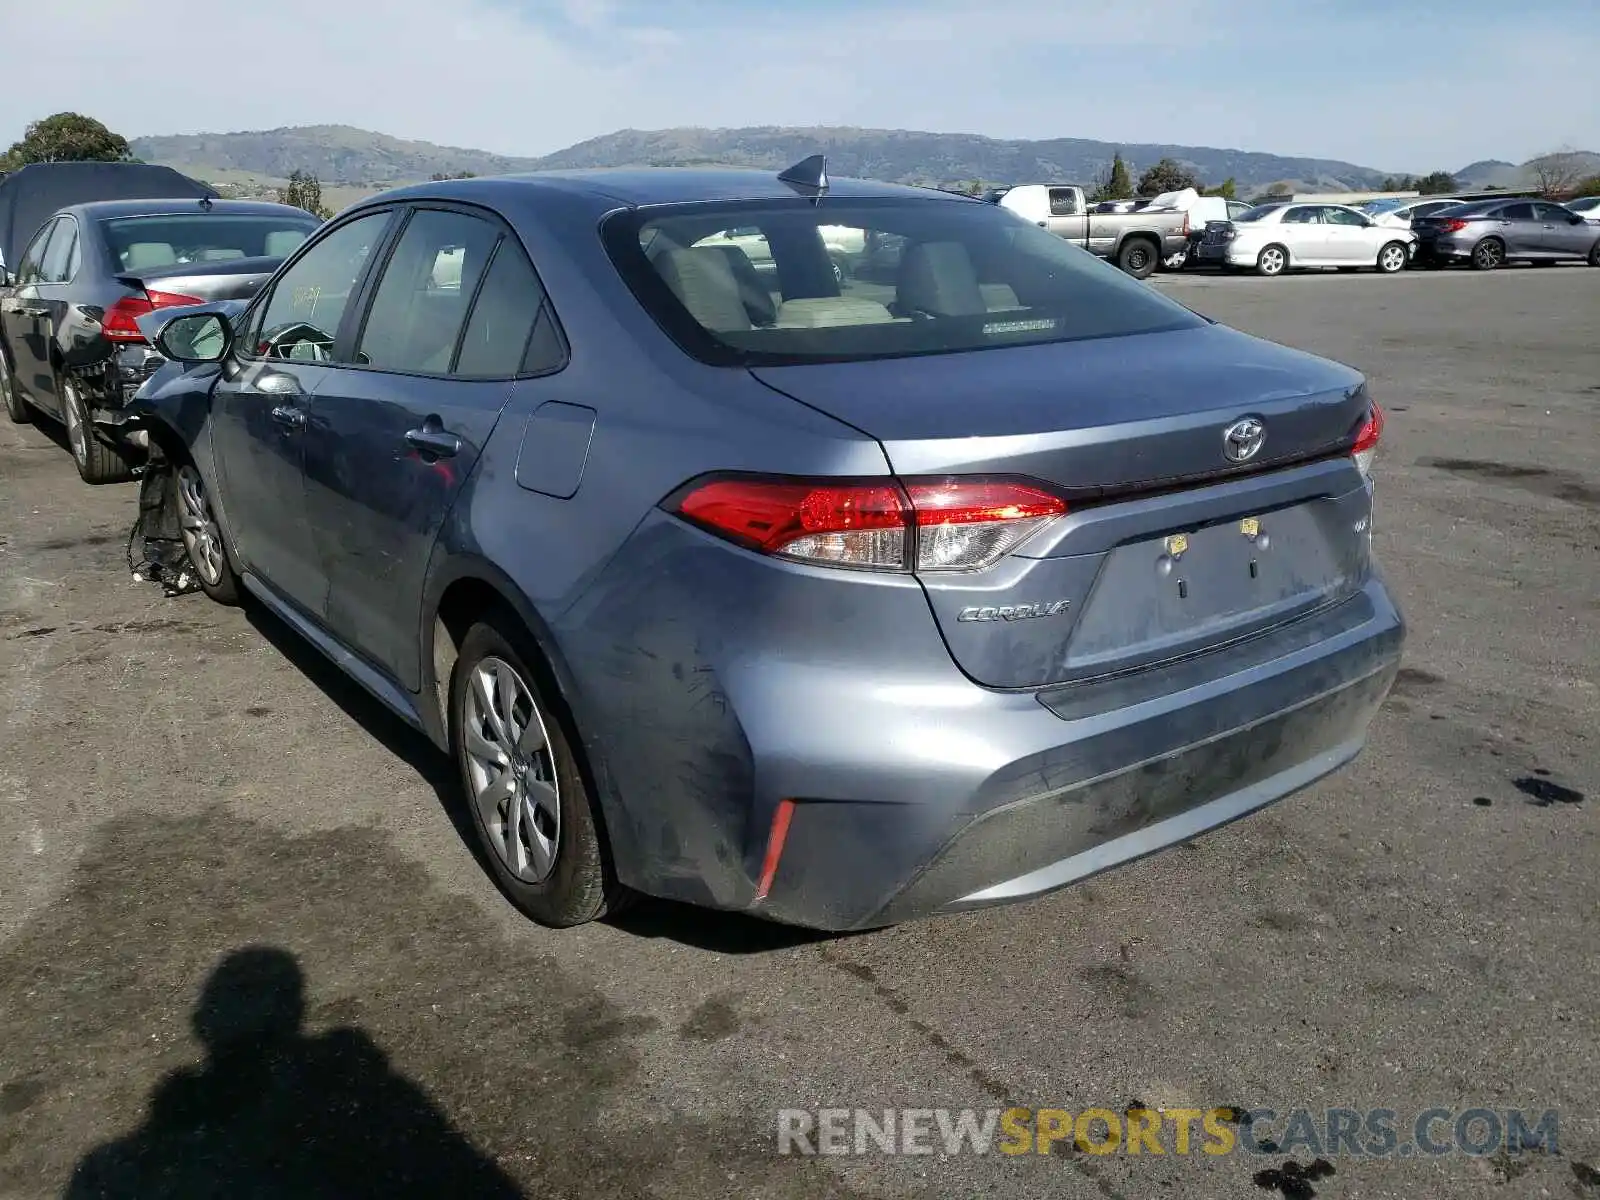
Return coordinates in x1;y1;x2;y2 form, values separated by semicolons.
64;198;320;221
363;168;971;213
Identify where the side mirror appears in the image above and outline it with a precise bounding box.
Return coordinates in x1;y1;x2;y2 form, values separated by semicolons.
154;312;233;363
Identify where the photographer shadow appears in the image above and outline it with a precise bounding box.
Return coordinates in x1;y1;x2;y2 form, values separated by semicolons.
66;946;524;1200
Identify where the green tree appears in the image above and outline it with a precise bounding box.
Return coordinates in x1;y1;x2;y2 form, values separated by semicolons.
1105;152;1134;200
277;169;332;219
1203;177;1237;199
1136;157;1200;197
1571;174;1600;198
1415;171;1457;195
1380;175;1418;192
2;112;131;170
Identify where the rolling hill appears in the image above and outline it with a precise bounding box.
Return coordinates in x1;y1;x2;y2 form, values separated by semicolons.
130;125;1598;207
131;123;1408;195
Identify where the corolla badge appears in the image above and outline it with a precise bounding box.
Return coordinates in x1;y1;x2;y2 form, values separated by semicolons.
957;600;1071;623
1222;417;1266;463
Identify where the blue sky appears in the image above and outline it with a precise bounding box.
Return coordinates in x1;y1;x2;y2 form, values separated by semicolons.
2;0;1596;172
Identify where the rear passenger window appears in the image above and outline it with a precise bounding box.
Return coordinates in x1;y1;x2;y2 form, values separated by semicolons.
1502;204;1534;220
454;238;561;377
40;219;78;282
355;209;498;375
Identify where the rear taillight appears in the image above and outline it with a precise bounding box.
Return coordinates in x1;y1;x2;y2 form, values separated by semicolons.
101;289;206;343
1440;218;1469;233
1352;402;1385;479
669;476;1067;572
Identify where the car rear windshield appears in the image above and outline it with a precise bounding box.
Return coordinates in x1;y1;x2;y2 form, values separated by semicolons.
602;197;1206;366
99;213;321;272
1234;205;1283;222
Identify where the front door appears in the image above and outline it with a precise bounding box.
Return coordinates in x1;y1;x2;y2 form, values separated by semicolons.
1533;202;1593;258
1320;206;1374;263
304;205;559;690
210;209;397;618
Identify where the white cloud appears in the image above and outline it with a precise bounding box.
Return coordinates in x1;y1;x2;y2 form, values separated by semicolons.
0;0;1595;169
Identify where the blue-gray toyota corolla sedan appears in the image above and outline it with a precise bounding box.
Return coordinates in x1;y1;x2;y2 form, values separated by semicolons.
131;163;1405;931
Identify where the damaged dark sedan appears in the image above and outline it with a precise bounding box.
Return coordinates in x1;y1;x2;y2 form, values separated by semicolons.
0;197;321;482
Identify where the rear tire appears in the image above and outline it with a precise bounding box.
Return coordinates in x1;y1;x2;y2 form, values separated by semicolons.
1256;244;1288;276
1376;242;1409;274
450;616;622;928
1470;238;1504;271
61;377;136;485
0;352;28;424
1116;238;1159;280
1588;241;1600;267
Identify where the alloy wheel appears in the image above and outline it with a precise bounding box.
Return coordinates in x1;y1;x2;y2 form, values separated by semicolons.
1259;247;1286;276
1474;241;1503;270
463;656;561;883
176;465;226;587
1379;245;1407;273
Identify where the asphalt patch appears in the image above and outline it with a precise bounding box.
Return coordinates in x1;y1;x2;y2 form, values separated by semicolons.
1420;457;1600;509
0;809;869;1199
1513;776;1585;807
1253;1157;1335;1199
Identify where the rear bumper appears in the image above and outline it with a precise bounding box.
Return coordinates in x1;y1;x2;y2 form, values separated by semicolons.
754;576;1403;930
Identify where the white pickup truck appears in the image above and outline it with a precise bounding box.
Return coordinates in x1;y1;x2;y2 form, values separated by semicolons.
982;183;1200;278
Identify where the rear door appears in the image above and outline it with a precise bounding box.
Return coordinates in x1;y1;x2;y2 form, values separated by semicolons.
1497;203;1540;255
303;204;560;690
1277;206;1329;263
1;218;63;412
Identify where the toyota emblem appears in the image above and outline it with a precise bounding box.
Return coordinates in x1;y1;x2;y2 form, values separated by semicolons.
1223;417;1266;463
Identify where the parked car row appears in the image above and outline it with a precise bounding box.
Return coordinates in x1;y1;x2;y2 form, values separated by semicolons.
3;156;1408;935
0;162;322;481
1192;194;1600;276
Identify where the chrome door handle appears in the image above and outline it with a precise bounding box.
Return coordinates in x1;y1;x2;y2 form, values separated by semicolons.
405;426;462;458
13;305;47;318
270;405;306;431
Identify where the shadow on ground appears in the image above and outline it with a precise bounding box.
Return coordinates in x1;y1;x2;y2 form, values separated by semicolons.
0;808;870;1198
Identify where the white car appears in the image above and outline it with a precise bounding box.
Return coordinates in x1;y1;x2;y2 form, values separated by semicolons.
1563;195;1600;223
693;224;864;282
1194;202;1417;276
1358;197;1468;228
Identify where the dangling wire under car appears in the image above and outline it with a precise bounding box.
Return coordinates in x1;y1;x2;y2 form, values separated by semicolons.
126;439;199;597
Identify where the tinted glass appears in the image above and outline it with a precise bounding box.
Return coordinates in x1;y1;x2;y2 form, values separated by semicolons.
355;209;498;374
101;213;321;272
1048;188;1080;216
606;197;1205;366
455;238;554;377
1502;203;1535;220
40;219;78;282
1235;205;1283;222
1281;208;1321;224
1322;207;1368;227
1533;202;1573;221
247;212;391;362
15;219;58;284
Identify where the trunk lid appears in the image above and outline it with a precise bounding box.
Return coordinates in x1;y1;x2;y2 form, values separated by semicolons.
751;325;1376;689
119;254;284;303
